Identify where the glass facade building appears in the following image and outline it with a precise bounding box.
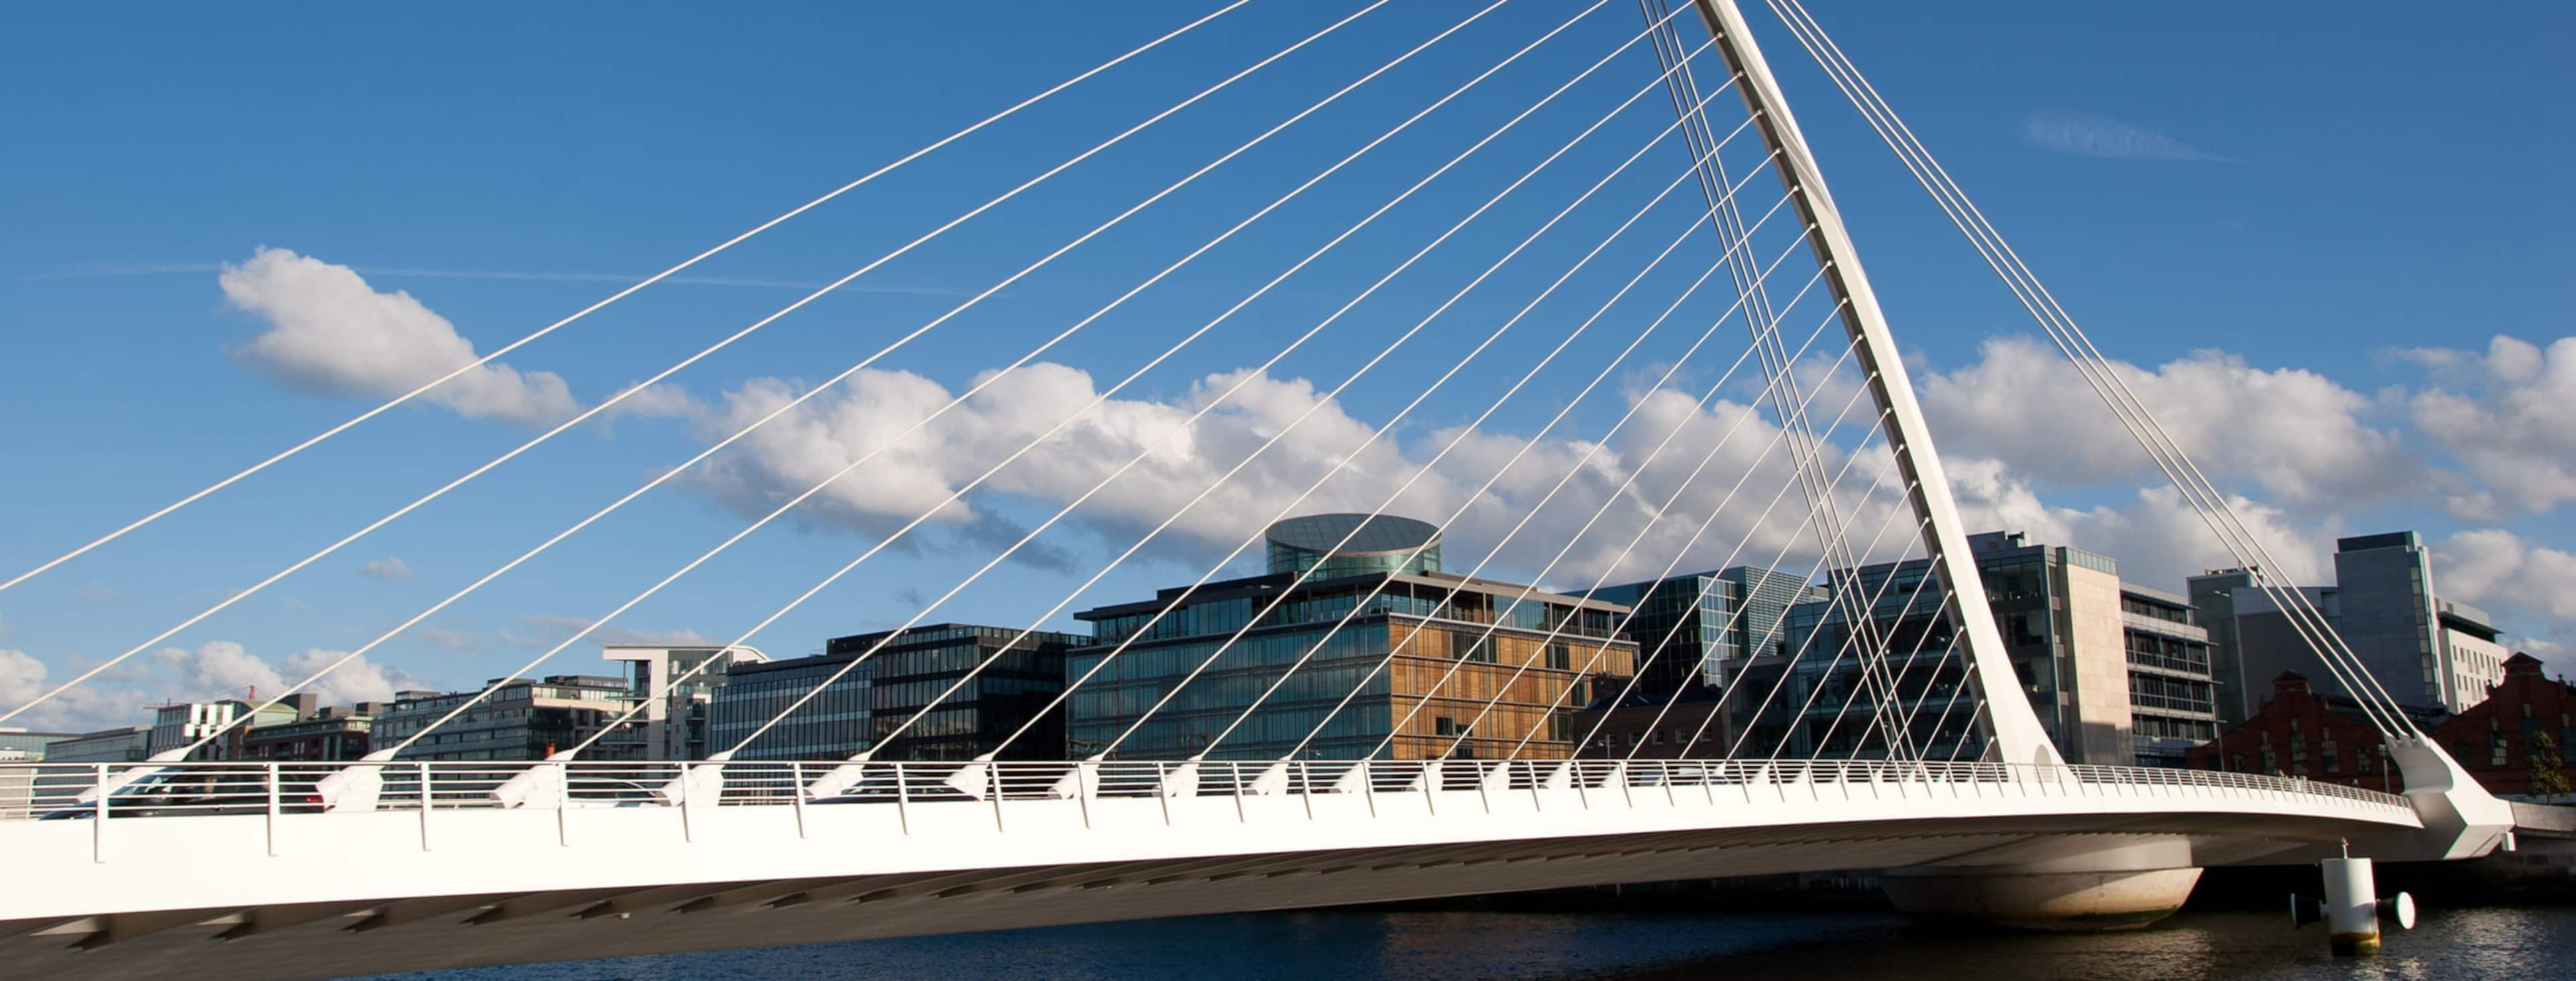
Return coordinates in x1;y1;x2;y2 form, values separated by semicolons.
1262;513;1442;579
1068;563;1636;762
1596;565;1808;693
708;624;1083;761
1745;531;2215;766
1743;563;1976;760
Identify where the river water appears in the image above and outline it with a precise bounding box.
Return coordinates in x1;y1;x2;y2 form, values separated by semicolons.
392;905;2572;980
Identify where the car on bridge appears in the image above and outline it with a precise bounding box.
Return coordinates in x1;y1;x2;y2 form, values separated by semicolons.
37;766;328;819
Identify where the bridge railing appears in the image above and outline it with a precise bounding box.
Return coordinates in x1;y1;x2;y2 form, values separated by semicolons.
0;756;2412;823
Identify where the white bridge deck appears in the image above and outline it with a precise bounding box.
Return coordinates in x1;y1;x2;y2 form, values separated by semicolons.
0;758;2421;979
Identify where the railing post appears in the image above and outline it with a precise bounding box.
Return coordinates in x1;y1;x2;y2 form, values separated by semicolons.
1232;762;1247;824
91;763;107;864
266;761;281;857
555;761;572;848
418;760;433;851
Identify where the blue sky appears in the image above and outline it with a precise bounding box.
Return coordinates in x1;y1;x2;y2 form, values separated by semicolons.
1;1;2571;732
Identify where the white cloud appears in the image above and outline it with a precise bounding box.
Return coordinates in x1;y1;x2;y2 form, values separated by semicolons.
358;557;413;581
148;640;429;709
281;648;428;704
680;358;1921;593
0;648;152;734
2432;529;2576;624
2020;110;2229;162
1944;455;2334;589
2396;335;2576;518
221;247;580;426
507;614;715;650
1920;336;2419;508
593;626;721;648
407;626;477;652
600;381;704;421
2516;638;2574;677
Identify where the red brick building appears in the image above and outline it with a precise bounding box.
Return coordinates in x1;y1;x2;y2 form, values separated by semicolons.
2184;672;2397;789
2426;653;2576;798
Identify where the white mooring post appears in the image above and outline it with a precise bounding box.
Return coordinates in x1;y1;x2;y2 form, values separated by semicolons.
2310;839;2416;956
2319;850;2377;956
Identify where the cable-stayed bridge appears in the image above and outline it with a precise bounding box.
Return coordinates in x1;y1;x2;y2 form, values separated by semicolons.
0;1;2517;978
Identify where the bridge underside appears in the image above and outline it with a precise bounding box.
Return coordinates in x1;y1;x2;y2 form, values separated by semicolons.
0;794;2412;980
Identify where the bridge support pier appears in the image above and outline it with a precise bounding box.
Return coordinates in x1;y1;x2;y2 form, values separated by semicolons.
1879;840;2200;931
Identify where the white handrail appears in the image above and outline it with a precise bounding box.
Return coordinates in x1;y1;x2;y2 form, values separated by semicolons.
0;757;2415;825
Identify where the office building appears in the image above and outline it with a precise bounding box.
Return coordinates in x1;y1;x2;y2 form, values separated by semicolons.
602;644;770;760
1066;514;1637;761
1595;565;1807;691
2119;585;2221;768
42;726;151;764
146;695;312;761
0;728;76;762
709;624;1083;761
372;676;644;761
1745;562;1978;762
1752;531;2218;768
2192;532;2508;719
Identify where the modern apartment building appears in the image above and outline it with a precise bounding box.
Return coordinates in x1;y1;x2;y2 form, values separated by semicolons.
601;644;770;760
146;695;311;761
240;703;386;761
371;675;644;761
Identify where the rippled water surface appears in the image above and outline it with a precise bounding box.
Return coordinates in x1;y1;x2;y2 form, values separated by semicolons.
392;906;2573;980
